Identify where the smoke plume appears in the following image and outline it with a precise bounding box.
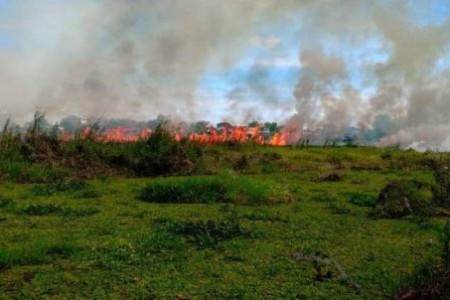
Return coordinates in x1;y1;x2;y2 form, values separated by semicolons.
0;0;449;149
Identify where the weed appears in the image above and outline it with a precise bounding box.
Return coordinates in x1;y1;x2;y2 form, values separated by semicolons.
139;175;290;205
74;189;101;199
110;125;203;177
135;229;184;256
315;172;344;182
30;179;89;196
429;153;450;207
240;211;288;223
167;216;249;249
0;196;14;208
139;177;228;204
60;208;100;219
0;241;77;268
233;155;249;172
327;202;354;215
344;192;378;207
326;153;353;169
19;204;62;216
91;244;136;268
311;194;337;203
443;220;450;267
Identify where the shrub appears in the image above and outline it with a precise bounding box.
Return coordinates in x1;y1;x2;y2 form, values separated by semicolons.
110;125;203;177
396;264;450;300
375;180;436;218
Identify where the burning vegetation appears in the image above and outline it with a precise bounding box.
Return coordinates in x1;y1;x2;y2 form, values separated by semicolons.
64;120;293;146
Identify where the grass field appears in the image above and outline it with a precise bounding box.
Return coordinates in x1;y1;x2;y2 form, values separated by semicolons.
0;144;448;299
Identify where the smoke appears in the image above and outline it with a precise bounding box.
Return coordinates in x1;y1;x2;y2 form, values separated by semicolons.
0;0;303;122
0;0;449;149
287;1;450;149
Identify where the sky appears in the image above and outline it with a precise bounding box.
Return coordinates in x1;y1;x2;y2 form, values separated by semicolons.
0;0;450;147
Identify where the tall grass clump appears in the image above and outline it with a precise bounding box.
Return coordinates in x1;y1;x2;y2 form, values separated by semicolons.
0;196;14;208
429;153;450;207
165;215;250;249
139;173;292;205
0;118;25;180
109;125;203;176
139;176;228;204
30;179;90;196
0;241;77;268
0;113;68;182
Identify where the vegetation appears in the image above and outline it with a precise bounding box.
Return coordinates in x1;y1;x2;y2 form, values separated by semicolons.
1;114;450;298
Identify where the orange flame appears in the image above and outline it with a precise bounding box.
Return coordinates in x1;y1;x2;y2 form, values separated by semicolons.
61;124;297;146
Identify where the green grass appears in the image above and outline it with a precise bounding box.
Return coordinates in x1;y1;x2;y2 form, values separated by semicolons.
138;173;294;205
0;145;447;299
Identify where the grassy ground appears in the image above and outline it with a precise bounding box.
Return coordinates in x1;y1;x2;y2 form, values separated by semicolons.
0;145;446;299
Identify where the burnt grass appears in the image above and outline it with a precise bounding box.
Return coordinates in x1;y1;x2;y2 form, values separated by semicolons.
2;123;450;298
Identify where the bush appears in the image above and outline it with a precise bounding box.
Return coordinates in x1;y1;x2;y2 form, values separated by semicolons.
375;180;436;218
110;125;203;177
396;264;450;300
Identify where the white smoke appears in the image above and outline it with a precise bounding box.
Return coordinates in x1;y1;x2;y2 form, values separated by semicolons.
0;0;449;149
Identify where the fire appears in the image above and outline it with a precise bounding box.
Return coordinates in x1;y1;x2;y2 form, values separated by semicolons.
102;128;139;143
269;131;287;146
61;123;295;146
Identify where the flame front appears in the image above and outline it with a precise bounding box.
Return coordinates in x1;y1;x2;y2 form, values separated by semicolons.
62;123;294;146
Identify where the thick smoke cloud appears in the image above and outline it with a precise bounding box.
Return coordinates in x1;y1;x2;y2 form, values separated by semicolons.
287;1;450;149
0;0;449;149
0;0;302;121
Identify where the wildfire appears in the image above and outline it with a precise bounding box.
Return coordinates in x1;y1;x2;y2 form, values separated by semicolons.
63;124;292;146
